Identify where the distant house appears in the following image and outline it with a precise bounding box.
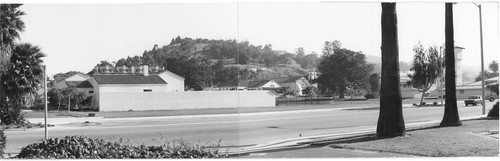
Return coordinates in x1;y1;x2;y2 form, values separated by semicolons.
52;73;94;94
275;76;310;95
435;76;499;99
215;79;281;91
247;80;281;90
157;70;185;92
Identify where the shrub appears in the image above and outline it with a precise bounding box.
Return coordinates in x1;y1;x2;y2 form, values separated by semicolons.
487;102;499;118
0;101;28;125
17;136;229;159
0;128;5;158
364;94;375;99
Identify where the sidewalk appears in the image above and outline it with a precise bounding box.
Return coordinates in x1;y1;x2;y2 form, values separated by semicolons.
238;117;499;158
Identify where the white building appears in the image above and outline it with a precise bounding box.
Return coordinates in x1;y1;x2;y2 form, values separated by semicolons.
52;73;94;94
275;76;310;95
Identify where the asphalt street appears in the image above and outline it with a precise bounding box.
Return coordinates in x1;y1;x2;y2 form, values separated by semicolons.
4;101;496;155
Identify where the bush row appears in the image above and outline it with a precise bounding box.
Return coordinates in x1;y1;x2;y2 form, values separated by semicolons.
17;136;229;159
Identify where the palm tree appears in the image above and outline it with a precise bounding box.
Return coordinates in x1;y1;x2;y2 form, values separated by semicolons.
440;3;462;126
1;4;25;98
376;2;405;138
3;43;46;108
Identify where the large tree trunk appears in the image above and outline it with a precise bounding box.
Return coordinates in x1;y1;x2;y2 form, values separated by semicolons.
376;3;405;138
440;3;462;126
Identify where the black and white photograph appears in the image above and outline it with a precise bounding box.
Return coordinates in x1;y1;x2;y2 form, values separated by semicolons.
0;0;498;159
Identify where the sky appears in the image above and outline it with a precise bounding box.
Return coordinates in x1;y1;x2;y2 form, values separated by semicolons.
13;0;499;78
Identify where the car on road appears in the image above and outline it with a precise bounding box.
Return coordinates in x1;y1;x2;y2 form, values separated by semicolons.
486;93;498;102
464;95;483;106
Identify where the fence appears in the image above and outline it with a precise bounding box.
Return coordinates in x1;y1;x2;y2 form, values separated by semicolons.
97;91;276;112
276;96;335;106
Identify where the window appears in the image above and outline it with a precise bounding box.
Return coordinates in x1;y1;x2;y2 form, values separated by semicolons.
89;91;94;94
270;85;274;87
143;89;152;92
460;90;464;94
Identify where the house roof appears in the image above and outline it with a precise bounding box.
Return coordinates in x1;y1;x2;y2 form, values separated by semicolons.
93;75;167;84
156;70;185;80
247;80;272;88
55;73;89;83
216;81;250;87
65;80;94;88
274;76;306;83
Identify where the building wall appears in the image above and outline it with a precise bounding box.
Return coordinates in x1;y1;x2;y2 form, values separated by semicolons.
455;88;497;100
98;84;168;93
97;91;276;111
261;80;281;88
157;71;185;91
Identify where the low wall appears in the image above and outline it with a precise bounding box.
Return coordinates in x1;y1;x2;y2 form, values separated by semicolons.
98;91;276;112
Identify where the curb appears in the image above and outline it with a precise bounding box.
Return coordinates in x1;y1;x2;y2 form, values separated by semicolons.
27;117;104;125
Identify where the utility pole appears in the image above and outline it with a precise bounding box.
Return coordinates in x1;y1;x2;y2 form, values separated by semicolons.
473;2;486;115
43;65;48;139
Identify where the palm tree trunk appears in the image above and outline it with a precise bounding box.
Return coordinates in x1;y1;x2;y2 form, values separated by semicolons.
376;2;405;138
440;3;462;126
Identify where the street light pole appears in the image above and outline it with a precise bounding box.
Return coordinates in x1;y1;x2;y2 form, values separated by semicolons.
43;65;48;139
473;2;486;115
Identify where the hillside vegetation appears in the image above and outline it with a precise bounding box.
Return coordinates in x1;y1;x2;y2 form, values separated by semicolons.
92;36;317;89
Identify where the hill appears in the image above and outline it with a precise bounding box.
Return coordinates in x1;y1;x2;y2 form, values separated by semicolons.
365;55;411;74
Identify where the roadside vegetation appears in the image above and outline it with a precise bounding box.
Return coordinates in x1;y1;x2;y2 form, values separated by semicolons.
16;136;229;159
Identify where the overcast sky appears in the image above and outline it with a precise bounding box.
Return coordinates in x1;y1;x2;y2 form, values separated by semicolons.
15;1;499;77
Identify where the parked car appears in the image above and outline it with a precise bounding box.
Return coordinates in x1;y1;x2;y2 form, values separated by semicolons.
464;95;483;106
486;93;498;102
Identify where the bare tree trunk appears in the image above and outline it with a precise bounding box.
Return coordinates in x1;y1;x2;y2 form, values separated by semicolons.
376;2;405;138
440;3;462;126
419;91;426;106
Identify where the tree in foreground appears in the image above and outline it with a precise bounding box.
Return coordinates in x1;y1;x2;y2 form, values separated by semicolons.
440;3;462;127
376;2;405;138
317;41;373;99
1;4;25;99
1;43;45;125
408;43;441;105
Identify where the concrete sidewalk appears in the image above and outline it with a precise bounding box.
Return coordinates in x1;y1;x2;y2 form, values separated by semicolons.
236;117;499;158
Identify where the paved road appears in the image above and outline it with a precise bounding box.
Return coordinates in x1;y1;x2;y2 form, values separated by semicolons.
4;101;496;155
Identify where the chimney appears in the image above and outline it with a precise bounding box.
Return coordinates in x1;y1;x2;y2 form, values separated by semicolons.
143;65;149;76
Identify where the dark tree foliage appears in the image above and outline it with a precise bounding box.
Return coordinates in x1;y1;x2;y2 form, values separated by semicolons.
1;4;25;100
440;3;462;127
408;43;441;105
376;3;405;138
3;43;46;108
474;71;499;82
489;60;498;73
317;41;374;99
